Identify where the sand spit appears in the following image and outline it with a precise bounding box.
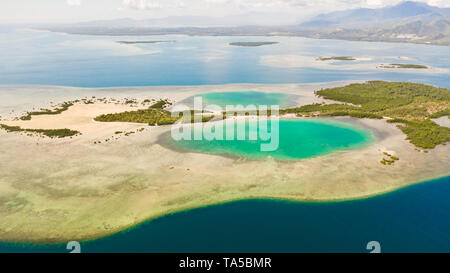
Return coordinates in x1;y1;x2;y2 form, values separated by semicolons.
260;55;450;74
0;83;449;244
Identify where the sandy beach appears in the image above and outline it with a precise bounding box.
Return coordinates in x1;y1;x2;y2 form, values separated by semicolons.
260;55;450;74
0;83;449;244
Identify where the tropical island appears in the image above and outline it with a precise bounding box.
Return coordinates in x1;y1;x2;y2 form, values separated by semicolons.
117;40;176;44
0;81;448;244
317;56;356;61
0;124;79;138
378;63;429;69
229;42;279;47
92;81;450;150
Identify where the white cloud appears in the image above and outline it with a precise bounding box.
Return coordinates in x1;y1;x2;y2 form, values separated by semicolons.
67;0;81;6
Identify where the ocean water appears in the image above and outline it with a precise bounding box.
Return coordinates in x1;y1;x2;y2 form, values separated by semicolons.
172;119;374;160
200;91;292;109
1;176;449;253
0;27;449;88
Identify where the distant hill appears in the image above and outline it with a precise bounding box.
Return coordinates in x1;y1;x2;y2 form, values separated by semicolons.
56;12;299;28
299;2;450;45
38;1;450;46
301;19;450;45
300;1;450;28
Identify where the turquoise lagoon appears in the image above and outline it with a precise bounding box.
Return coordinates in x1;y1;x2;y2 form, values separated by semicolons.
172;119;375;160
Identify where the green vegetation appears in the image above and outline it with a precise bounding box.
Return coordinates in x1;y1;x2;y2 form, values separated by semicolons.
94;106;213;126
317;56;356;61
229;42;278;47
117;40;176;44
95;108;178;126
387;118;449;149
150;99;172;109
381;152;400;165
0;124;80;138
281;103;383;119
430;109;450;118
284;81;450;149
20;102;74;120
94;82;449;149
95;99;174;126
380;64;428;69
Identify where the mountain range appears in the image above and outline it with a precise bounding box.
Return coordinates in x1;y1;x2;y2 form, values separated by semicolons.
301;1;450;28
40;1;450;46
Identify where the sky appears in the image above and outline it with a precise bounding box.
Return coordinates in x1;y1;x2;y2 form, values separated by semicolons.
1;0;449;24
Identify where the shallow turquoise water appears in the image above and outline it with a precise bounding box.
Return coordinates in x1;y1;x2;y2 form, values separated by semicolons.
172;119;374;160
199;91;292;109
1;176;449;253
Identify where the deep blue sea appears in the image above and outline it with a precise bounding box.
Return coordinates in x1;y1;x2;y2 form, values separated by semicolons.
0;26;449;253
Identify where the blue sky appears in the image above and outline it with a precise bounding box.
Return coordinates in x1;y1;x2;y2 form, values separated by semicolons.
1;0;449;24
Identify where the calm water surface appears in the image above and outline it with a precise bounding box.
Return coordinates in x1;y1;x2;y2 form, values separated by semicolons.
1;27;449;88
173;119;374;160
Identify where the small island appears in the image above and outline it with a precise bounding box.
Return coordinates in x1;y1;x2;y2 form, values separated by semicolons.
378;63;429;69
317;56;356;61
229;42;278;47
117;40;176;44
0;124;79;138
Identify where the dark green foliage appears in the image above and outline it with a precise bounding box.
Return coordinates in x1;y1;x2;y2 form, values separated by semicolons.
315;81;449;110
94;107;211;126
382;64;428;69
20;102;74;120
149;99;172;109
0;124;80;138
229;42;278;47
317;56;356;61
95;108;179;125
282;103;383;119
387;119;450;149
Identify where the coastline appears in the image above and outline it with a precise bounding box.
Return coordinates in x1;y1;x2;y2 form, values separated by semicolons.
0;81;362;120
2;175;450;248
0;82;449;244
38;28;450;47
